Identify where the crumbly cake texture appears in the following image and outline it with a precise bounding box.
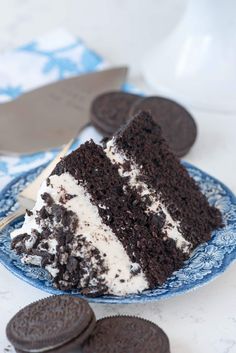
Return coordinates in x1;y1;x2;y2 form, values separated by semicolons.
114;112;222;247
128;97;197;157
10;112;222;297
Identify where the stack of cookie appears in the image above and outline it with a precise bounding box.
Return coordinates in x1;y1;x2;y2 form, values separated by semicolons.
6;295;170;353
90;92;197;157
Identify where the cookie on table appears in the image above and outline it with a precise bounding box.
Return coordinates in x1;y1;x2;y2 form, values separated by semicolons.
82;315;170;353
129;96;197;157
6;295;96;353
90;91;141;137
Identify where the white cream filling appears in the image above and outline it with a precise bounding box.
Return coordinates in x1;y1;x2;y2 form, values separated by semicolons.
11;173;148;296
45;264;59;278
105;139;191;253
22;254;42;266
11;196;44;239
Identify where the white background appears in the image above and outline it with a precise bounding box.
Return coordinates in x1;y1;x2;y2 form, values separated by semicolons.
0;1;236;352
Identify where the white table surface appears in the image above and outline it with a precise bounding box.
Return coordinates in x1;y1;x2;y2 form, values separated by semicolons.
0;1;236;352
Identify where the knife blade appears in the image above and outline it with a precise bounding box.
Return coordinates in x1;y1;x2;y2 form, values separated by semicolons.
0;67;128;154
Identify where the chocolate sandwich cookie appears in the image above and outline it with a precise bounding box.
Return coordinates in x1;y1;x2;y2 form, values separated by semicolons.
90;91;141;136
82;316;170;353
6;295;96;353
129;96;197;157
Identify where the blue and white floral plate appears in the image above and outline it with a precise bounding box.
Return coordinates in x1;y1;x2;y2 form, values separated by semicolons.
0;163;236;304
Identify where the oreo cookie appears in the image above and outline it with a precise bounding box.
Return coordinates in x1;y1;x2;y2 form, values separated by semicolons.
82;316;170;353
6;295;95;353
129;96;197;157
90;91;141;137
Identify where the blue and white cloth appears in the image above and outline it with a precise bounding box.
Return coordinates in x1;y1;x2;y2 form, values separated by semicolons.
0;29;107;191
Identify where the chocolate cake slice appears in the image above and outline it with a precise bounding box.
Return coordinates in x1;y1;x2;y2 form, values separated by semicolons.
10;112;222;296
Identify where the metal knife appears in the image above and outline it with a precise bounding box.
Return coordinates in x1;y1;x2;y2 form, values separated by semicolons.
0;67;128;154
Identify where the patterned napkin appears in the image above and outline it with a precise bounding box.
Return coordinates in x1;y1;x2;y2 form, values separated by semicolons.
0;29;106;191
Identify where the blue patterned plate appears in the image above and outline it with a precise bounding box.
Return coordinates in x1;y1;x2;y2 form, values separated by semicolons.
0;163;236;303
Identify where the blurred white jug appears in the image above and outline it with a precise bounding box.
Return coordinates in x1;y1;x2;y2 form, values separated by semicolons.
143;0;236;113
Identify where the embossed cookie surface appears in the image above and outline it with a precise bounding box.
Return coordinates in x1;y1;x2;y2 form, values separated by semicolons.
6;295;95;352
90;91;141;136
82;316;170;353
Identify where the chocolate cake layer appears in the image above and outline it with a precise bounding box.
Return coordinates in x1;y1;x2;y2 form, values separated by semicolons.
114;111;223;248
52;141;187;288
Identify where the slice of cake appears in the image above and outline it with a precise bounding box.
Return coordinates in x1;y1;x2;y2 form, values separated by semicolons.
11;112;222;296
